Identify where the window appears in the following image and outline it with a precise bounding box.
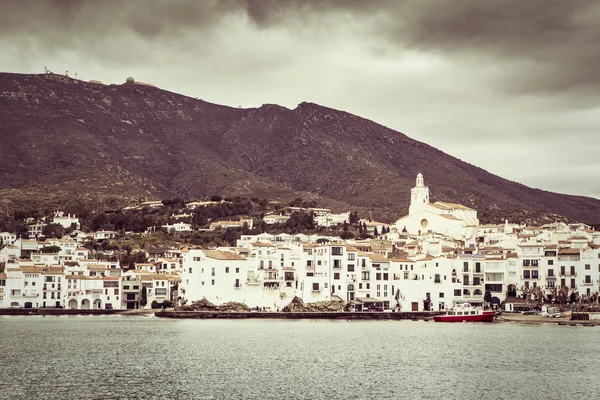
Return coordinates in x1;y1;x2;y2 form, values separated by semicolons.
188;268;192;274
211;268;215;276
404;272;408;280
348;264;355;272
236;267;240;273
366;283;370;289
523;260;530;267
523;270;530;279
439;292;444;298
532;270;539;279
548;260;554;265
332;247;343;256
475;262;481;273
383;273;389;280
334;273;340;280
463;262;468;272
333;260;342;269
585;275;592;284
362;271;370;281
359;283;363;289
211;280;215;285
226;267;229;273
454;289;461;296
531;260;538;267
376;273;381;280
434;274;441;283
585;264;591;270
348;253;355;261
548;269;554;277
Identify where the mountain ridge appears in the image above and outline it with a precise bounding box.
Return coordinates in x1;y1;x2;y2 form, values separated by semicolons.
1;72;599;225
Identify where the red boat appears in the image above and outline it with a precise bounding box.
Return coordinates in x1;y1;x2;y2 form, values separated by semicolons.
433;303;496;322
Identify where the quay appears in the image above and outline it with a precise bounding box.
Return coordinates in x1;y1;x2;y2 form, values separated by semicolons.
0;308;148;316
154;311;445;320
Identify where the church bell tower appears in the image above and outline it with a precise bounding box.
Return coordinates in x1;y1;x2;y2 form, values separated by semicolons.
409;173;429;215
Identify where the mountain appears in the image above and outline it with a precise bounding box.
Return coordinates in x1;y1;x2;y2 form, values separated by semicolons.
1;72;599;225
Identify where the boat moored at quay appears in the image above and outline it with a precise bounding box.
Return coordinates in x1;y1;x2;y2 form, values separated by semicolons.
433;303;496;323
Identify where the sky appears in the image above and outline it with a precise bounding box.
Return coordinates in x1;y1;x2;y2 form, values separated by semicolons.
1;0;599;199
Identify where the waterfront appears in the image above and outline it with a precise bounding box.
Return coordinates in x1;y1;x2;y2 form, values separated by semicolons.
1;316;599;400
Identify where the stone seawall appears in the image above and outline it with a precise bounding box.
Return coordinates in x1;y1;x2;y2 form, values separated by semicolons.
0;308;130;316
155;311;445;320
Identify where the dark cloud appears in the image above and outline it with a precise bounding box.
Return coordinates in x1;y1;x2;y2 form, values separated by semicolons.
3;0;596;96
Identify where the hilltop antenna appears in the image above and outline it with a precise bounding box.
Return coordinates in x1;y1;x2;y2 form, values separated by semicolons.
44;66;48;74
65;70;69;77
75;72;78;79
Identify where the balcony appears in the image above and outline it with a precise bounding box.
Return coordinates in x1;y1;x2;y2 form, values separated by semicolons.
247;279;261;286
546;275;556;280
522;275;540;280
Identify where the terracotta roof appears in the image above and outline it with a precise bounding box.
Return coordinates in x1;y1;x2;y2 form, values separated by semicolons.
0;273;6;279
569;236;589;241
368;254;390;262
251;242;275;248
434;201;474;211
65;274;97;280
102;276;119;281
203;250;246;261
559;248;581;255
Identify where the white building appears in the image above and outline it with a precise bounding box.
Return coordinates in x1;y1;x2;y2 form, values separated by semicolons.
395;173;479;238
0;232;17;245
52;211;80;230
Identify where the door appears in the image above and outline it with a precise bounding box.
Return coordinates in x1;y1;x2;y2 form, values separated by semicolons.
411;302;418;311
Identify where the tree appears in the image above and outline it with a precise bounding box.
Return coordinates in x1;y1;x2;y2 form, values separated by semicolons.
340;231;355;240
42;223;65;239
553;286;570;311
348;211;359;225
342;220;349;231
210;195;222;202
484;290;492;309
40;245;61;254
141;286;148;308
373;227;379;237
519;285;533;305
531;286;545;308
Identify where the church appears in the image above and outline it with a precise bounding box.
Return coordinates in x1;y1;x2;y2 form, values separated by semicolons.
394;173;479;238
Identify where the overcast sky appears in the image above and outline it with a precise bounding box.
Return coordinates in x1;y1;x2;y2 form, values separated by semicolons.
1;0;599;199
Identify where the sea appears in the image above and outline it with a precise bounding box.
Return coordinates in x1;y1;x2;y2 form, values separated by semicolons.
0;315;598;400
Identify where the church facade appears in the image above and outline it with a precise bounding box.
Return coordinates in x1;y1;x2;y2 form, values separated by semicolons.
395;173;479;238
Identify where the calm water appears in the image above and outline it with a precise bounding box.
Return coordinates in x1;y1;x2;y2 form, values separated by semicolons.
0;316;598;400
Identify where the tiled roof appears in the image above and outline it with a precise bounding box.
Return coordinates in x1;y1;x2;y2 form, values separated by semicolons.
203;250;246;261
